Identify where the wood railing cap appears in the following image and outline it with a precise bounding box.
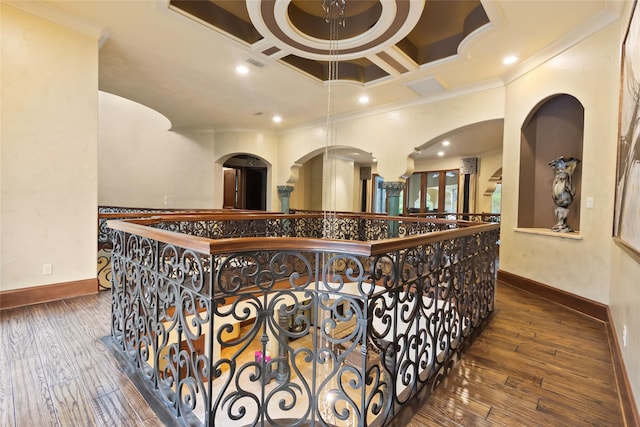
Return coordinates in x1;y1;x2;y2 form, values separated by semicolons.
107;214;498;256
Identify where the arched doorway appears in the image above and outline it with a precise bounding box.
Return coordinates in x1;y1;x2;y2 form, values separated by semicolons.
223;155;267;210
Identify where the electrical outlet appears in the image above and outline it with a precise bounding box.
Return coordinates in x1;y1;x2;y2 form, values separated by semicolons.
42;263;53;275
623;325;628;348
586;197;594;209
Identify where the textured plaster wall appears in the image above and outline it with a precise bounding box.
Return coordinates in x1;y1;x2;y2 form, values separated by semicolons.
500;23;619;305
323;156;355;212
608;2;640;412
501;17;640;410
99;92;216;209
610;245;640;412
476;150;503;213
1;6;98;291
277;87;505;186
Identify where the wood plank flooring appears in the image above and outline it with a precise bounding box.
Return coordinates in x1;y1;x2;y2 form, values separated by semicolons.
0;281;626;426
401;282;625;427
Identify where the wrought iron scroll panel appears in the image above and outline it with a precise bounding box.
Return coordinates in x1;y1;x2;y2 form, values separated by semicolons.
110;223;497;426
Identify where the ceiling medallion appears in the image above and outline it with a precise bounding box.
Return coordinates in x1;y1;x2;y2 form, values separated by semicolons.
246;0;424;61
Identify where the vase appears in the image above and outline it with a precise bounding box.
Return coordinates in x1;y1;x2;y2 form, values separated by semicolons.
549;156;581;232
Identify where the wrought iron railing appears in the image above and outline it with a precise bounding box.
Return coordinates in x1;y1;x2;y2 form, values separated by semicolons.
108;214;499;426
406;212;501;223
97;207;272;290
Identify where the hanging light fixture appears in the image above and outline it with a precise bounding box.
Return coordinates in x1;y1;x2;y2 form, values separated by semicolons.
319;2;348;425
321;0;346;240
322;0;346;26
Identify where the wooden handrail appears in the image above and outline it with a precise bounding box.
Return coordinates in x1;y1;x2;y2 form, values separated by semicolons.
108;212;458;225
98;209;277;220
107;213;499;257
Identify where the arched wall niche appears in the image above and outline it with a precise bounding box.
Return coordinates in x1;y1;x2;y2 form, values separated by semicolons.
518;94;584;231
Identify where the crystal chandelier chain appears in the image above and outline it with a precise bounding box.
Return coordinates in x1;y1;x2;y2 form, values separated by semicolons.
322;0;344;239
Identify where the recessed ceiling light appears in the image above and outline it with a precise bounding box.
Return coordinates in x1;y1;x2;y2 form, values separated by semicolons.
503;55;518;65
359;95;369;104
437;151;445;157
272;115;282;123
442;140;450;146
236;65;249;74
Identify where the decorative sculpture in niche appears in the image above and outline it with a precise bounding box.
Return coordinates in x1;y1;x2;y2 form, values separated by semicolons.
549;156;581;232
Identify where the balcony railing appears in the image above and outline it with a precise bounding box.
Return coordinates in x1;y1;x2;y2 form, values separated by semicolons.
108;213;499;426
405;212;501;223
98;207;275;290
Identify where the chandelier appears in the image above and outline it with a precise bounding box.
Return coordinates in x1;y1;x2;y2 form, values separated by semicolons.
323;0;347;26
321;0;346;239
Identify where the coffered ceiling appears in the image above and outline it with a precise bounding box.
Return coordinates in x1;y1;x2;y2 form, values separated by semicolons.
9;0;624;159
169;0;489;85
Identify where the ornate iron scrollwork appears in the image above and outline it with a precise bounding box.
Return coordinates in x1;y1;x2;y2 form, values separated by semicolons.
109;216;497;426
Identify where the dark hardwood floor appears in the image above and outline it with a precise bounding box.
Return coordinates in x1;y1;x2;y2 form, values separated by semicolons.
403;282;625;427
0;281;626;426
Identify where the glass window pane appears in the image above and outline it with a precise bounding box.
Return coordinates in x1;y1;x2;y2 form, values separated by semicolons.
374;176;386;213
444;170;459;213
491;183;502;213
426;172;440;212
406;174;421;213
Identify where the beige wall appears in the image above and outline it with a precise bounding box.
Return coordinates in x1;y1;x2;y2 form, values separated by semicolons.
290;153;355;212
476;150;503;213
308;155;324;211
1;5;98;291
610;244;640;411
99;92;216;209
289;160;308;211
608;2;640;411
500;14;639;408
277;88;505;185
500;23;619;304
323;156;355;212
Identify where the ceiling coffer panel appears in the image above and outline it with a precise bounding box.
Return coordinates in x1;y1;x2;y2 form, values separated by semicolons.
281;55;389;84
169;0;488;82
398;1;489;65
170;0;263;44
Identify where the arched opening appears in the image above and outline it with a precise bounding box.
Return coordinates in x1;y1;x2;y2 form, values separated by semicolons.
223;155;268;210
518;94;584;230
289;147;377;212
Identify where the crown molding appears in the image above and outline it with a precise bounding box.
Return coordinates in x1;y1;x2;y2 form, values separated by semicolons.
4;1;110;48
502;2;623;85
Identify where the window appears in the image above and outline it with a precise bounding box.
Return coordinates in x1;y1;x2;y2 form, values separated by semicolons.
404;170;459;213
373;175;386;213
491;183;502;213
